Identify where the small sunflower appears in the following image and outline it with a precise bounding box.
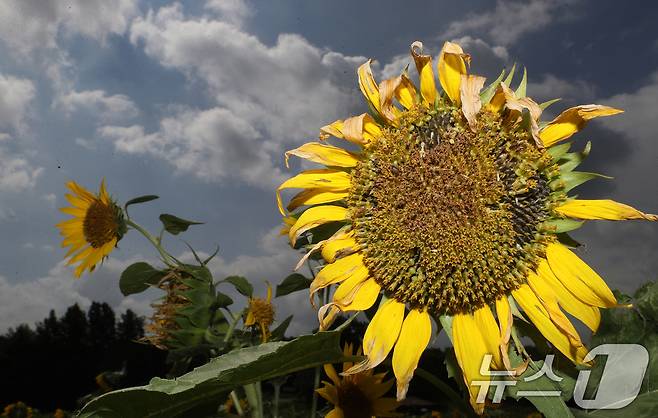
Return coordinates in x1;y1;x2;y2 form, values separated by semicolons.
57;180;126;277
244;283;276;342
317;344;399;418
278;41;656;413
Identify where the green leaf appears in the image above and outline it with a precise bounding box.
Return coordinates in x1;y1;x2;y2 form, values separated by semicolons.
635;281;658;323
571;390;658;417
224;276;253;297
480;69;505;105
515;67;528;98
506;360;576;418
542;218;585;233
215;292;233;308
78;330;346;418
119;262;166;296
159;214;203;235
270;315;293;340
275;273;312;297
125;195;159;210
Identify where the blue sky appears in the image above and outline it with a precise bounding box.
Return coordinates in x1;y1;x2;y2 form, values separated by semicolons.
1;0;657;333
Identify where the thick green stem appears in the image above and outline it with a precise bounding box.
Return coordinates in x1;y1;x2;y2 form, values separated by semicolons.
223;308;243;343
273;381;281;418
244;383;262;418
126;219;177;267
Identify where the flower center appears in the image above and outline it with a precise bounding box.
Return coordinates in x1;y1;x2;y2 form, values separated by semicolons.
248;298;275;329
348;107;554;315
83;200;120;248
337;379;374;418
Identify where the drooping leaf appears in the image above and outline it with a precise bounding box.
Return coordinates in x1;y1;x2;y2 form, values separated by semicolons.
215;292;234;308
159;214;204;235
224;276;253;297
125;195;159;210
78;329;346;418
119;262;166;296
275;273;312;297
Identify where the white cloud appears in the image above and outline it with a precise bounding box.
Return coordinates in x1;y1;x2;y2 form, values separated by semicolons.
442;0;578;46
0;73;35;135
0;0;138;57
56;89;139;121
204;0;252;26
528;74;596;104
113;3;364;188
0;257;153;332
0;147;42;192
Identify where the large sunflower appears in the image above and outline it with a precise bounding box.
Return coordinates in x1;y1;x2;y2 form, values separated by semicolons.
57;180;126;277
278;41;656;413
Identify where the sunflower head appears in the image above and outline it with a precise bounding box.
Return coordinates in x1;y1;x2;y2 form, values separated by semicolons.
1;402;33;418
317;343;399;418
244;283;275;343
57;180;126;277
280;40;655;413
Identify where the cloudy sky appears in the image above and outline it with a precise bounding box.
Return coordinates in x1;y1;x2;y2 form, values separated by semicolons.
1;0;657;334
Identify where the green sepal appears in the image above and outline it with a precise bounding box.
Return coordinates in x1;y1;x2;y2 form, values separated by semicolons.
503;63;517;87
540;98;562;111
558;141;591;173
542;218;585;233
480;69;506;105
551;171;612;193
515;67;528;98
547;142;572;162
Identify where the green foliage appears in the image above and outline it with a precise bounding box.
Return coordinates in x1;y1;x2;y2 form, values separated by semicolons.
78;329;346;418
125;195;159;209
119;262;166;296
223;276;253;297
480;69;505;105
275;273;311;297
159;214;203;235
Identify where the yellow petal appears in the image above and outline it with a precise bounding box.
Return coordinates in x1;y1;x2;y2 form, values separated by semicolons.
438;41;470;105
321;234;357;263
474;305;503;370
556;199;658;221
309;253;366;295
336;278;380;311
459;74;486;131
277;169;351;215
285;142;360;168
500;83;542;147
344;299;404;375
410;41;438;106
378;76;403;123
536;259;601;331
323;363;341;386
324;408;344;418
486;85;506;113
287;189;348;213
495;297;514;371
332;269;369;302
288;205;348;245
539;105;624;147
66;181;95;202
546;242;617;308
392;309;431;400
396;71;418;110
512;284;589;364
526;270;584;347
358;60;382;114
321;113;381;147
452;311;490;414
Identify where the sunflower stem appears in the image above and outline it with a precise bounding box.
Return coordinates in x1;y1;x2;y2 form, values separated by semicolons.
223;308;243;343
126;219;177;267
230;390;244;416
244;383;262;418
415;367;476;417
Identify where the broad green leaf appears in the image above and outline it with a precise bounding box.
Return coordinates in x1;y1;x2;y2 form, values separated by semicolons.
542;219;585;234
224;276;253;297
571;390;658;417
214;292;233;308
119;262;166;296
275;273;312;297
125;195;159;209
159;214;203;235
78;330;346;418
480;69;505;105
